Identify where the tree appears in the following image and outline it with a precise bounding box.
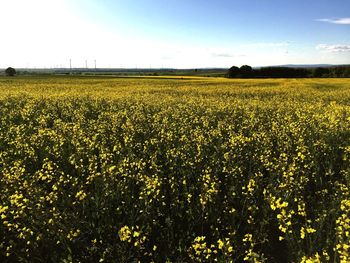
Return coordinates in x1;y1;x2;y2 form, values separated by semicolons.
240;65;253;78
5;67;16;76
228;66;240;78
312;67;329;78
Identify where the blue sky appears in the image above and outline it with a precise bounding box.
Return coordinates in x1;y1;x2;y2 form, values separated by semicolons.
1;0;349;68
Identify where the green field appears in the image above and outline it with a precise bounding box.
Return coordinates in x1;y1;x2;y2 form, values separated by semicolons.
0;76;349;262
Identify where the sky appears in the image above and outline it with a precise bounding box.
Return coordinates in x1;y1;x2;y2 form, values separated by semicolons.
0;0;349;68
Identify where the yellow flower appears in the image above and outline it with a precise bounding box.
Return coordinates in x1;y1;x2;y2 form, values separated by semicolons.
0;205;8;214
301;227;306;239
306;227;316;234
75;190;87;201
118;226;132;242
218;239;224;249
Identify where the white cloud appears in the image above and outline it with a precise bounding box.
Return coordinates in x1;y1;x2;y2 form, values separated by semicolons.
244;42;290;48
317;18;350;25
211;53;246;58
316;44;350;53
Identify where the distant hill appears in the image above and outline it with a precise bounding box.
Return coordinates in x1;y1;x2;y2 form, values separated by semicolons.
263;64;350;68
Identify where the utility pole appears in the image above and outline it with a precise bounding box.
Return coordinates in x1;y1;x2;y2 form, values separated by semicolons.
94;59;97;70
69;59;72;71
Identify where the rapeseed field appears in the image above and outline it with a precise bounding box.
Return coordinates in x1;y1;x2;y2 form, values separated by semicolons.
0;76;349;262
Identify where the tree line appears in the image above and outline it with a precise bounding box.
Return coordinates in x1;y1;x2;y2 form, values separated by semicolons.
228;65;350;78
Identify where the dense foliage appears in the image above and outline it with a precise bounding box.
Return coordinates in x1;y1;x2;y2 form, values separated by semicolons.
0;76;349;262
5;67;16;77
228;65;350;78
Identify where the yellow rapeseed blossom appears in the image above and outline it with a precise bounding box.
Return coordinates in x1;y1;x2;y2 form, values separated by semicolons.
118;226;132;242
0;76;349;262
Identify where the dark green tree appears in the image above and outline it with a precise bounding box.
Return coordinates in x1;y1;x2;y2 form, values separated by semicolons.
312;67;329;78
228;66;240;78
5;67;16;76
240;65;253;78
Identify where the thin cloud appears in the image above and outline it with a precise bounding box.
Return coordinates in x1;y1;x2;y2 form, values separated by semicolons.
211;53;246;58
316;44;350;52
245;42;290;48
317;18;350;24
